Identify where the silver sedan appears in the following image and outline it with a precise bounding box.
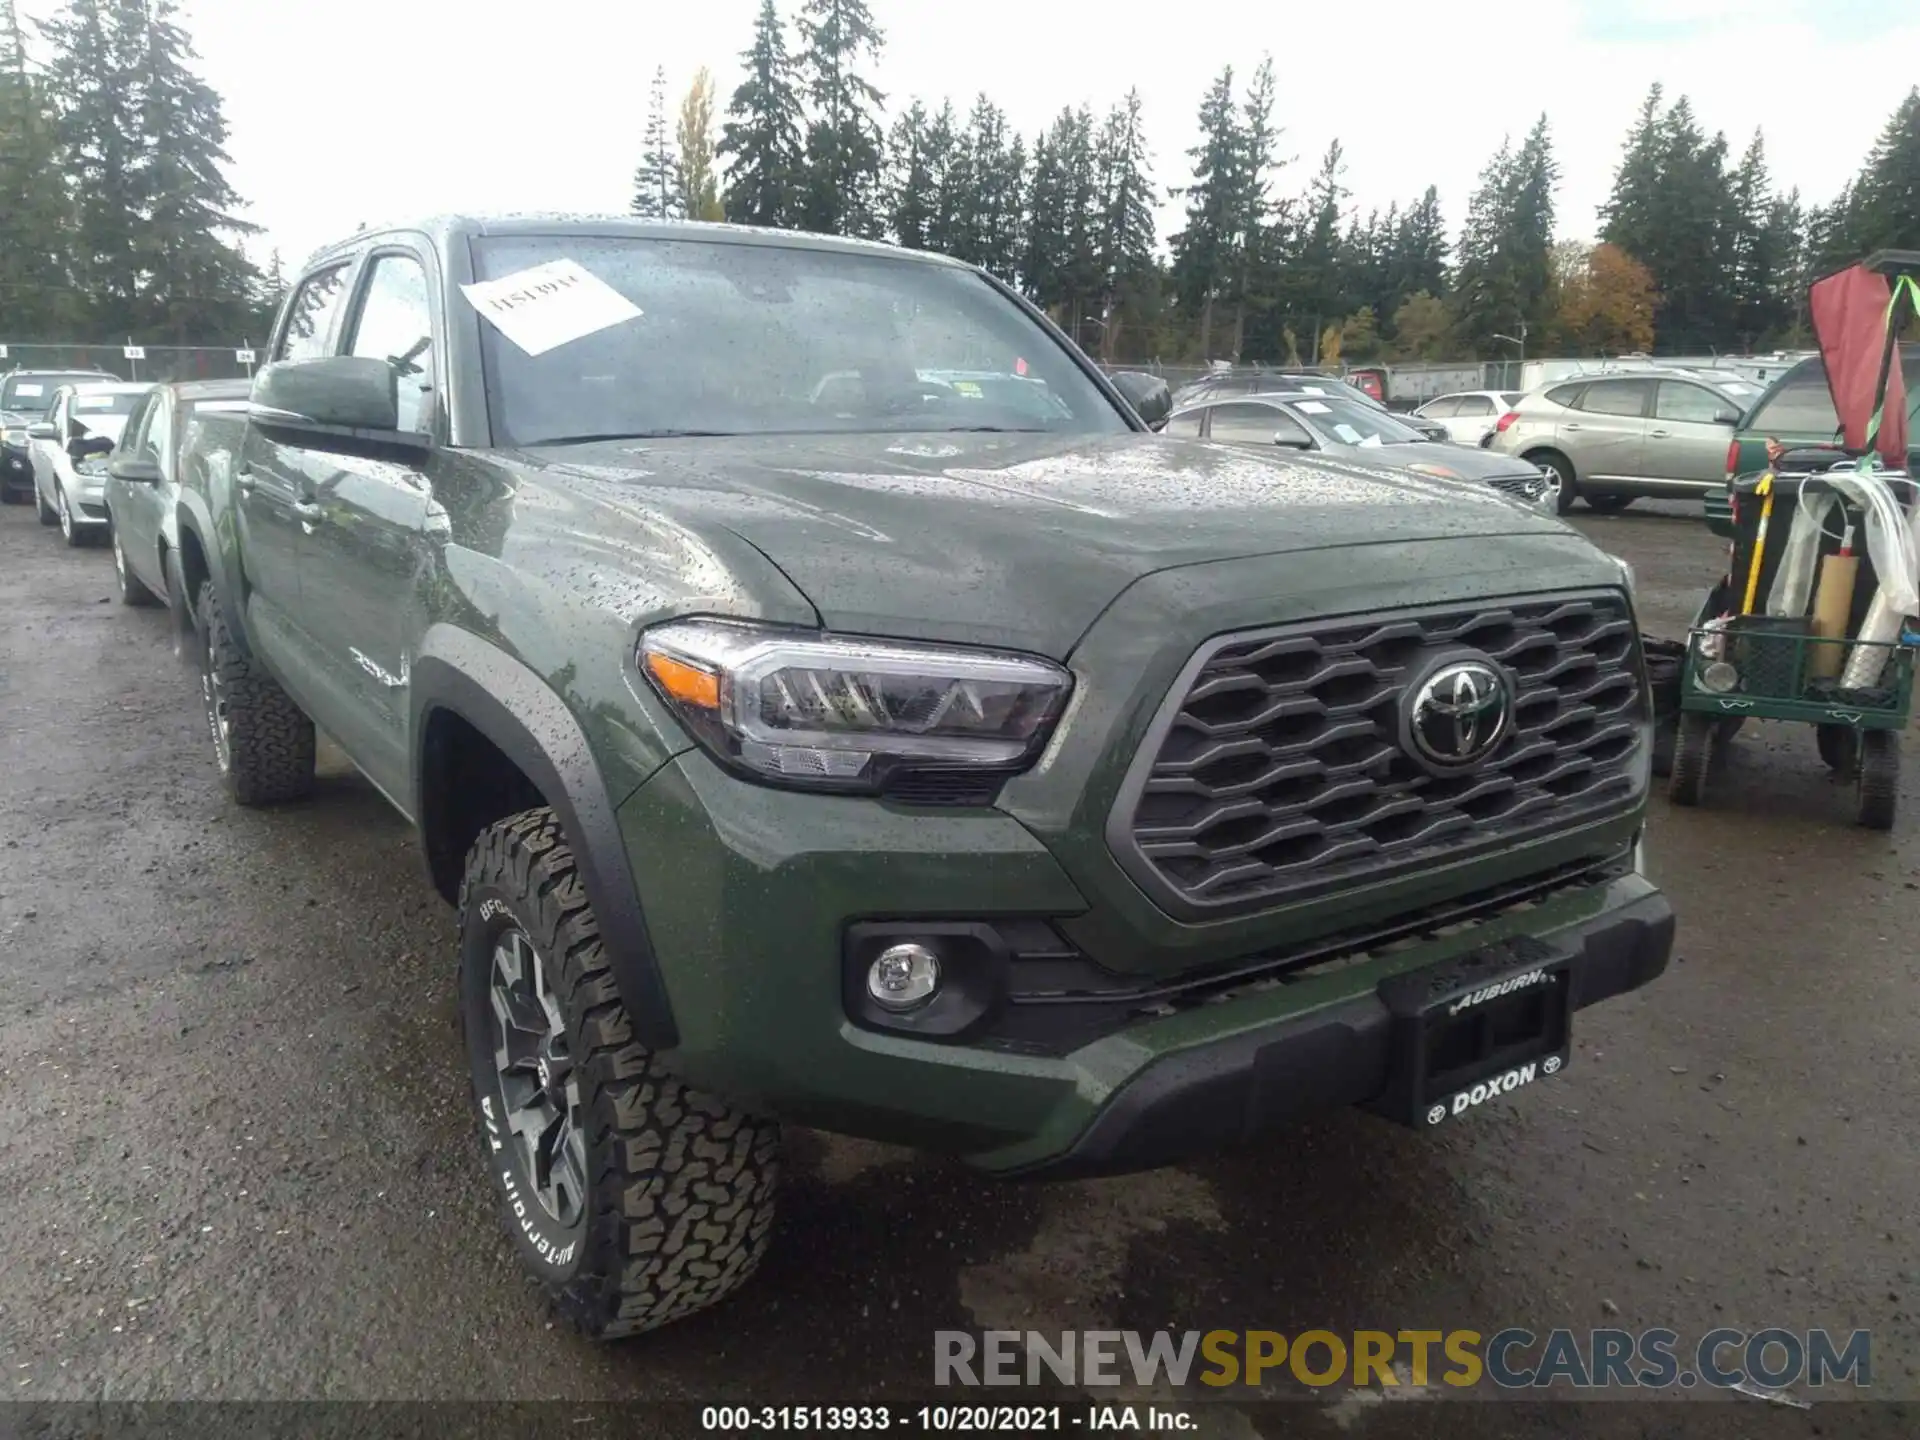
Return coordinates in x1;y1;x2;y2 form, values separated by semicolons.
1165;390;1563;510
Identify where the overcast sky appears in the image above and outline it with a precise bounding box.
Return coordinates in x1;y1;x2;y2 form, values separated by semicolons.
22;0;1920;270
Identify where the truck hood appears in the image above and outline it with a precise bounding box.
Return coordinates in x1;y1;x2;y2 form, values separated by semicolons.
514;431;1578;659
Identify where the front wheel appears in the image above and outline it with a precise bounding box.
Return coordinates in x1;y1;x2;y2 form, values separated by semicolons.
1668;712;1715;807
196;580;316;805
57;486;91;547
1857;729;1899;831
458;807;780;1339
1535;454;1577;515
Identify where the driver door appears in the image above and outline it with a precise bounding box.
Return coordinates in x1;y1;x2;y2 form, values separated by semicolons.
236;260;354;672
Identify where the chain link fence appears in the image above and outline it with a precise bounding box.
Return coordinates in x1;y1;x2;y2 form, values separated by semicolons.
0;342;258;385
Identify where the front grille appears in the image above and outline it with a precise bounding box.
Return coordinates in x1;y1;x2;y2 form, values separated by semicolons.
1487;473;1548;502
1115;593;1646;914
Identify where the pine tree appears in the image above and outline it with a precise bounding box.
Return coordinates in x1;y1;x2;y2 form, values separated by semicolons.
631;67;683;220
1846;87;1920;257
795;0;885;238
1059;105;1101;344
1168;66;1242;358
1230;56;1280;357
965;96;1023;282
677;68;723;222
1294;141;1349;360
1453;117;1560;356
1020;128;1069;309
0;0;74;338
884;99;934;250
928;101;976;262
1394;187;1450;306
1092;89;1154;359
44;0;257;340
719;0;805;228
41;0;136;334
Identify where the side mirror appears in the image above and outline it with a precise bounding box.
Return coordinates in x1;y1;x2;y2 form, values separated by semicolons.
109;454;162;485
1714;408;1742;426
1273;432;1314;450
1109;370;1172;430
26;422;57;441
249;356;429;453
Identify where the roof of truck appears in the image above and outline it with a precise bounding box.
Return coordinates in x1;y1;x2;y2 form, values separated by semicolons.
307;214;962;270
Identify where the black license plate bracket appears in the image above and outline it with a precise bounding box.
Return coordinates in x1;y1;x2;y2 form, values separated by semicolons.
1366;934;1574;1128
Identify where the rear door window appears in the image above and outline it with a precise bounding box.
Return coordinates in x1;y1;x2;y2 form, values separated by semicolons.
1422;396;1461;418
1576;379;1654;418
1655;381;1728;424
1545;383;1587;408
1456;395;1496;416
1162;410;1204;439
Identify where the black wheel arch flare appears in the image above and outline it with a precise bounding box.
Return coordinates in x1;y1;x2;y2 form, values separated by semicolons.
410;627;679;1050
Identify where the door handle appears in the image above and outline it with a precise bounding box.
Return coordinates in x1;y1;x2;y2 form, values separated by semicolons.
1562;423;1582;432
292;501;324;524
1650;428;1672;438
235;471;256;493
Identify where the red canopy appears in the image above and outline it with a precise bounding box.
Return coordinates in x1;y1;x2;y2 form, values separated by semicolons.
1808;264;1909;465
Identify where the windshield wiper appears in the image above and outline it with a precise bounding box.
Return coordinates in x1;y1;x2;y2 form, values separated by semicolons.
541;429;737;445
933;425;1047;433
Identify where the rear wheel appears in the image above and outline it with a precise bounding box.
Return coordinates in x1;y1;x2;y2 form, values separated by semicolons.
1668;712;1715;807
458;807;781;1338
1857;729;1899;831
113;527;158;606
1586;493;1634;514
196;580;316;805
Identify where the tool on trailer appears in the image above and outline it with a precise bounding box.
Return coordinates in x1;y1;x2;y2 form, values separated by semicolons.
1808;524;1859;681
1740;472;1776;614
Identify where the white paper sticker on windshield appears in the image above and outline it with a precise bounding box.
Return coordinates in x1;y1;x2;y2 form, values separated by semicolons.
13;383;42;398
1299;385;1327;395
1333;423;1363;444
1296;400;1331;414
459;259;642;357
1358;433;1382;448
75;396;122;411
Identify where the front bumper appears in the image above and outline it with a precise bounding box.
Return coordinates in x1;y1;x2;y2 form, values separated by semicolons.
620;748;1670;1175
1010;883;1671;1178
0;447;31;494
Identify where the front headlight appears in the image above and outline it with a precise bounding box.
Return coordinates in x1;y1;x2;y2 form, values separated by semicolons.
638;618;1073;792
2;428;25;446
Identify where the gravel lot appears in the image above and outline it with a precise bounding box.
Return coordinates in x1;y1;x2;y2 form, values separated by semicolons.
1;496;1915;1435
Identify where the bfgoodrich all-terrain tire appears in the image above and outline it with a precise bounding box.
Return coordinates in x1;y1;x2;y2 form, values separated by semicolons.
195;581;316;805
458;807;780;1340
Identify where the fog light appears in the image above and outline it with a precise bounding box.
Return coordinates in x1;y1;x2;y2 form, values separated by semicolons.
1700;660;1739;694
867;943;940;1010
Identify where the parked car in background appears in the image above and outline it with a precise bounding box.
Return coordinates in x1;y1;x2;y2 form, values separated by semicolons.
103;379;250;608
1168;369;1452;442
0;368;118;503
1722;345;1920;480
1167;390;1561;509
1415;390;1527;447
1484;371;1756;512
29;381;153;545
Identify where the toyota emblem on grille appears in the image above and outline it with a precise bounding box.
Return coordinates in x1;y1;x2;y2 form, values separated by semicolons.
1405;657;1512;769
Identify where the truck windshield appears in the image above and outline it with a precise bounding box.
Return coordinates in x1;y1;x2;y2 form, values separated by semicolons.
469;236;1129;446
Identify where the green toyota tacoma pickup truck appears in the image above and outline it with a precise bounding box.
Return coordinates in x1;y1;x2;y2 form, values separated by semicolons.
166;215;1672;1339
